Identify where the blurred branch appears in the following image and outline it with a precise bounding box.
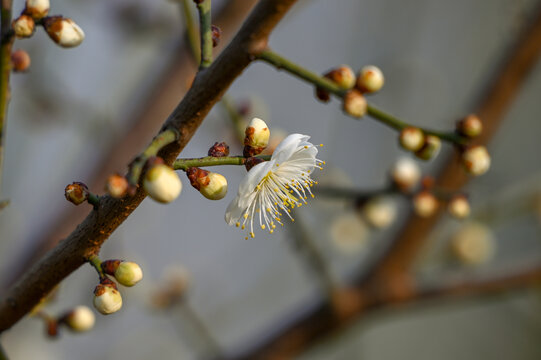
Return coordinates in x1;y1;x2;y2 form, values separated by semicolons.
0;0;13;194
0;0;298;332
231;4;541;359
4;0;258;288
196;0;213;68
181;0;201;62
0;340;7;360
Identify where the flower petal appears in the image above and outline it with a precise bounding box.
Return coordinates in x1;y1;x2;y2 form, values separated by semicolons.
271;134;310;164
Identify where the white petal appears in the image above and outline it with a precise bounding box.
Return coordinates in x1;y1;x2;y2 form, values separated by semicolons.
271;134;310;164
238;160;274;195
225;195;244;225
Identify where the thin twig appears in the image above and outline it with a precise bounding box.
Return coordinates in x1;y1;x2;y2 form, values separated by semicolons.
196;0;213;68
0;0;13;194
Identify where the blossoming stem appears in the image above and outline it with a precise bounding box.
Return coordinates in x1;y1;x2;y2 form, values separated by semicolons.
256;48;467;145
220;96;247;145
180;0;201;63
173;155;271;171
177;300;222;359
196;0;213;69
127;128;180;189
0;0;14;196
87;255;106;281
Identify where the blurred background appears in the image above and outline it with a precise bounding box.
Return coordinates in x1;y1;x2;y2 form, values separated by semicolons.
1;0;541;359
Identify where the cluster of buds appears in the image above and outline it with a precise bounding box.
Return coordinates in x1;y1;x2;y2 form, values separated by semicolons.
143;157;182;204
411;177;472;219
186;167;228;200
398;127;441;161
39;306;95;338
11;0;85;48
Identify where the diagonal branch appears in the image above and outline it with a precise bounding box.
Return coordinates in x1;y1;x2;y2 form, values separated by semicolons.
0;0;298;332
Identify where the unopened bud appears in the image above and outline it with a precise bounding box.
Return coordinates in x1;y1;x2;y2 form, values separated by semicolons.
65;182;89;205
93;282;122;315
61;306;95;332
325;65;356;89
315;87;331;103
356;65;384;93
143;164;182;203
343;90;367;118
399;127;425;152
448;194;470;219
362;196;397;229
211;25;221;47
187;167;228;200
457;114;482;138
115;261;143;287
46;318;59;338
451;222;495;265
462;145;490;176
244;118;270;156
11;49;31;72
208;141;229;157
43;16;85;48
12;15;35;38
413;191;438;217
391;157;421;192
106;174;129;198
414;135;441;161
24;0;50;19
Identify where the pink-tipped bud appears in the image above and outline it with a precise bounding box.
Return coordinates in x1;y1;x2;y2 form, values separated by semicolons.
456;114;482;138
61;306;95;332
356;65;384;93
186;167;228;200
462;145;491;176
244;118;270;156
43;16;85;48
448;194;470;219
143;164;182;203
414;135;441;161
208;142;229;157
93;282;122;315
24;0;50;19
413;191;438;217
11;49;31;72
343;90;367;118
391;157;421;192
106;174;129;198
12;15;35;38
325;65;356;89
64;182;89;205
399;127;425;152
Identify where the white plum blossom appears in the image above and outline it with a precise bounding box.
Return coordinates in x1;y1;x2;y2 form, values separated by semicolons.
225;134;323;239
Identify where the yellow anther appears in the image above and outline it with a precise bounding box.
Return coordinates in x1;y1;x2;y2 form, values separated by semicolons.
304;145;308;149
261;225;266;230
245;237;248;240
291;218;295;222
241;225;245;230
236;222;240;227
270;229;274;234
319;144;324;147
311;194;315;198
272;224;276;229
250;232;255;238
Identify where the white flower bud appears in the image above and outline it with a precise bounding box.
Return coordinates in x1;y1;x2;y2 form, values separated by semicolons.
362;196;397;229
356;65;384;93
399;127;425;152
462;145;491;176
12;15;35;38
329;211;368;254
415;135;441;161
114;261;143;287
43;17;85;48
343;90;367;118
457;114;482;138
244;117;270;149
200;172;228;200
448;195;470;219
25;0;49;19
413;191;438;217
93;285;122;315
63;306;95;332
106;174;129;198
391;157;421;192
326;65;356;89
451;222;495;265
143;164;182;203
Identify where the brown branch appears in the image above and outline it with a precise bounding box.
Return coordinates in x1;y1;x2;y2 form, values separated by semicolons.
3;0;258;288
0;0;298;332
231;4;541;359
0;0;13;193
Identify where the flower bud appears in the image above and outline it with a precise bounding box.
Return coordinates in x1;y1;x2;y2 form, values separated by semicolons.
456;114;482;138
211;25;221;47
414;135;441;161
315;87;331;103
43;16;85;48
451;222;495;265
462;145;490;176
46;318;59;338
114;261;143;287
343;90;367;118
413;191;438;217
106;174;129;198
186;167;228;200
399;127;425;152
143;164;182;203
362;196;397;229
93;282;122;315
65;182;89;205
325;65;356;89
61;306;95;332
24;0;49;19
448;194;470;219
391;157;421;192
243;118;270;156
329;211;368;254
12;15;35;38
208;141;229;157
356;65;384;93
11;49;31;72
